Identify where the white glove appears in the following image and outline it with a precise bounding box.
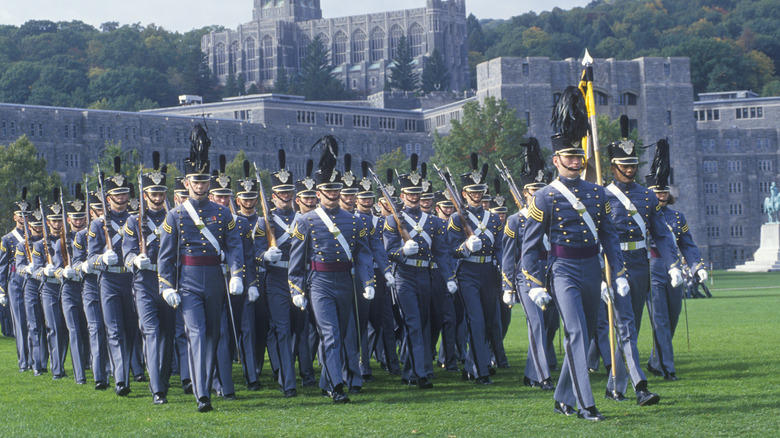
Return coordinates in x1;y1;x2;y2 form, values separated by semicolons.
292;294;307;310
502;290;514;305
162;288;180;308
402;240;419;256
529;287;551;309
615;276;630;297
247;286;259;303
465;235;482;252
62;265;76;280
601;281;614;304
363;286;375;300
229;277;244;295
102;249;118;266
263;246;282;263
447;280;458;294
43;263;56;277
384;272;395;288
0;294;7;307
24;265;34;276
696;269;708;283
133;254;152;270
669;267;683;288
81;260;93;275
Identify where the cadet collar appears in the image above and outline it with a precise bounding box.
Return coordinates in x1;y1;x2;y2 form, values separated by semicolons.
614;180;635;190
109;209;129;219
146;208;166;219
273;207;295;217
404;206;422;215
659;204;669;212
189;198;211;209
558;175;580;188
322;205;341;215
239;211;258;220
465;204;482;214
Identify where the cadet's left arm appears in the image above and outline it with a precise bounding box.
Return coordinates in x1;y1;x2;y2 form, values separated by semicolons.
223;215;244;280
287;218;309;298
677;214;704;272
431;220;454;282
597;192;627;279
157;211;179;292
648;196;681;270
355;223;375;291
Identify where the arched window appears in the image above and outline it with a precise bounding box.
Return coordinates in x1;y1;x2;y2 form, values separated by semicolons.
597;91;608;106
408;23;424;57
389;25;403;59
297;35;310;68
215;43;226;75
261;35;274;81
619;92;638;106
351;29;366;64
333;31;347;65
244;38;256;82
370;27;385;62
316;34;330;64
230;41;240;75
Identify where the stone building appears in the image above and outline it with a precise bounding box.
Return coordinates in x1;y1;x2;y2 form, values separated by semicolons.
201;0;470;95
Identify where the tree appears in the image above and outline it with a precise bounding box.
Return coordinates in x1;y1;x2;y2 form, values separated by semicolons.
225;150;271;194
0;136;63;231
421;49;450;93
374;147;411;182
467;14;486;54
295;35;348;100
273;67;290;94
593;115;644;184
389;35;419;92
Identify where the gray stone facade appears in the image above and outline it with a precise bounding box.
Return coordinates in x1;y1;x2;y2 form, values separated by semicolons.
201;0;469;95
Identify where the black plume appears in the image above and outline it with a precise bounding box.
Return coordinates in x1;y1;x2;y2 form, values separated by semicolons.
114;156;121;174
551;86;589;146
152;151;160;170
313;135;339;178
410;153;418;172
647;138;671;188
243;160;250;178
470;152;478;171
386;168;394;184
161;165;168;174
362;161;369;178
21;187;27;201
75;184;84;201
189;123;211;171
219;155;226;174
129;185;135;198
344;153;352;173
480;163;489;182
522;137;547;182
305;159;313;177
278;149;286;170
52;187;60;202
494;178;501;195
35;196;41;211
620;115;629;139
421;162;427;180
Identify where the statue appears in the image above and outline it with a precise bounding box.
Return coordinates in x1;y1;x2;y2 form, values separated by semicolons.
763;182;780;223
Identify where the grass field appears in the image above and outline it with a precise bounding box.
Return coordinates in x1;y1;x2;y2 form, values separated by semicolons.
1;271;778;437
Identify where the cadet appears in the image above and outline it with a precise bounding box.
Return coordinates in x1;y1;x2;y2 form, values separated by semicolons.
57;190;91;385
157;129;245;412
646;139;707;381
171;177;193;394
18;207;48;375
449;153;503;384
87;159;138;396
487;179;509;369
123;158;174;404
431;191;460;372
603;118;678;406
0;195;33;372
287;136;375;403
521;101;628;421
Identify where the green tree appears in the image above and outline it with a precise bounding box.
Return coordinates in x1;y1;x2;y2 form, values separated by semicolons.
295;35;348;100
0;136;63;231
467;14;486;54
225;150;271;195
374;147;411;182
421;49;450;93
273;67;290;94
389;35;419;92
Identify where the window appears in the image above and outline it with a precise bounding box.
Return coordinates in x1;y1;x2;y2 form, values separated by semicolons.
351;79;357;89
728;182;742;193
230;41;239;76
727;161;742;172
244;37;257;82
297;37;309;69
353;115;370;128
760;181;772;193
107;126;112;139
525;111;530;127
370;28;385;62
704;182;719;193
65;125;70;138
297;111;315;124
707;226;720;238
389;26;403;59
333;31;347;65
759;160;773;172
729;204;743;215
38;122;43;137
619;92;637;105
325;113;344;126
730;226;743;237
351;29;366;64
667;110;672;126
522;63;529;77
262;36;274;81
370;77;377;87
664;62;671;77
409;23;424;57
379;117;396;130
705;205;719;215
736;106;763;119
216;43;226;75
404;119;417;131
132;127;137;140
9;121;15;136
99;126;104;139
30;122;36;137
597;92;608;106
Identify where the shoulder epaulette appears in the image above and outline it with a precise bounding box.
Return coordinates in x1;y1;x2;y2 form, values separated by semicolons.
528;197;544;222
605;201;612;215
227;219;236;230
292;223;305;241
504;227;516;239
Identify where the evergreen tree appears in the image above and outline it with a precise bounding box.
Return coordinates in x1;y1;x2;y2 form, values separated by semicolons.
421;49;450;93
389;35;419;92
296;35;348;100
273;67;290;94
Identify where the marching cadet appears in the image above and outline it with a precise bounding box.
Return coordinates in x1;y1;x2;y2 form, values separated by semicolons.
87;158;138;396
384;155;456;389
0;194;32;372
521;87;629;420
646;139;707;381
18;205;48;375
603;117;678;406
122;157;174;404
449;153;503;385
57;190;91;385
431;191;460;372
254;150;301;398
501;149;555;391
487;179;509;369
171;177;193;394
419;165;444;376
287;135;375;403
209;157;259;400
75;191;111;390
157;126;245;412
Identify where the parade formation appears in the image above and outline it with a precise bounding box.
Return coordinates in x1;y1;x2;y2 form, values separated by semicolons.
0;80;708;420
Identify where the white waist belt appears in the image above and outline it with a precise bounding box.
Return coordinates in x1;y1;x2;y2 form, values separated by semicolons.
620;240;647;251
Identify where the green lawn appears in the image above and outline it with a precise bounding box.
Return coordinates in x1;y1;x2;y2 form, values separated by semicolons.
1;271;778;437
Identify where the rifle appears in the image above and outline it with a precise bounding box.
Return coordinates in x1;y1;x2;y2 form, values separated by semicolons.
57;187;70;267
137;164;147;256
495;158;526;210
367;167;410;242
19;187;33;261
432;163;474;237
96;165;113;251
37;196;53;265
253;162;277;248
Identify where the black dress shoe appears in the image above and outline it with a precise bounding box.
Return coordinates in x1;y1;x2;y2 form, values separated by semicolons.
540;378;555;391
401;378;418;385
417;377;433;389
197;397;213;413
331;384;350;404
523;376;541;388
182;380;194;394
33;370;43;377
247;381;261;391
349;386;361;394
664;373;679;381
284;389;297;398
95;381;109;390
487;366;497;376
461;371;475;381
362;374;375;383
52;374;64;380
134;374;147;382
553;400;576;416
76;379;86;385
445;365;460;372
475;376;493;385
301;379;316;388
647;363;664;377
115;383;131;396
577;406;605;421
636;389;660;406
222;393;237;400
153;393;168;405
605;388;627;402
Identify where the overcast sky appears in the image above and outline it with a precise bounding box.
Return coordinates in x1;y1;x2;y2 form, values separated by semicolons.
1;1;591;33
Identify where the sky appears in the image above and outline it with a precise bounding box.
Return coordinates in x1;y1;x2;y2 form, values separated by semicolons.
1;0;591;33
